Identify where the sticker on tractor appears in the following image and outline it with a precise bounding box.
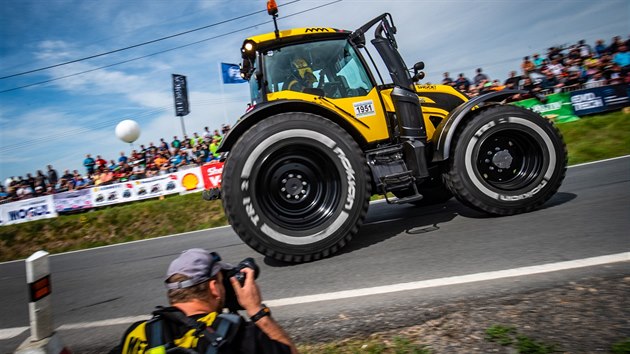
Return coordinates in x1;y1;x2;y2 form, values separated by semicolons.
353;100;376;118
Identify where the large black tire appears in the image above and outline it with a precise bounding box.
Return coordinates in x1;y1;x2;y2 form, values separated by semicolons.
221;113;371;262
443;105;567;215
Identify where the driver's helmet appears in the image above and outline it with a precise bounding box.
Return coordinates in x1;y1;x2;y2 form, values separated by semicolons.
289;57;317;89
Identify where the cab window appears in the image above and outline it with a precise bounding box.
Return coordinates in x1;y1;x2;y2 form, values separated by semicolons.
263;39;373;98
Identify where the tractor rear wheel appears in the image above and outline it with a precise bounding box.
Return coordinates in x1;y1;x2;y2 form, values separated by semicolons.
221;113;371;262
443;105;567;215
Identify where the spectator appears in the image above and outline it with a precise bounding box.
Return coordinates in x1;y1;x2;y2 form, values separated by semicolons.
118;151;128;165
585;71;606;88
532;53;544;68
154;153;168;169
541;71;562;91
47;165;58;187
504;71;521;89
521;56;536;74
175;150;189;169
203;126;212;143
159;138;169;151
191;132;203;146
212;129;223;143
577;40;592;59
83;154;96;175
171;136;181;150
109;159;119;171
209;138;221;161
145;163;159;177
35;170;47;191
547;58;565;76
130;161;146;181
595;39;607;58
562;70;584;89
221;124;231;136
613;45;630;70
441;72;453;85
95;155;107;169
454;73;471;91
473;68;489;86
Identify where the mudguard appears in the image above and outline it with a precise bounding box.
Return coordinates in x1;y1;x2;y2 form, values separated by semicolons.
217;99;367;154
431;89;526;161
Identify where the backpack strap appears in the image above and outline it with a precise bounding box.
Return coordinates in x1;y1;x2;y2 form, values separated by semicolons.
201;314;242;354
145;307;242;354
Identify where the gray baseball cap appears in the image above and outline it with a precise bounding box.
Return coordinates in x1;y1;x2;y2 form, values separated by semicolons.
165;248;233;290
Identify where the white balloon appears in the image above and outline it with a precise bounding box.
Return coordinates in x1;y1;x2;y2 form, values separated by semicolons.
115;120;141;143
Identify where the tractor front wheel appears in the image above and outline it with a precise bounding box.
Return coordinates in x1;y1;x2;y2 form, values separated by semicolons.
443;105;567;215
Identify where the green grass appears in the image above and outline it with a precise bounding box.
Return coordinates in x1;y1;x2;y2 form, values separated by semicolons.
486;325;558;353
557;110;630;165
1;110;628;262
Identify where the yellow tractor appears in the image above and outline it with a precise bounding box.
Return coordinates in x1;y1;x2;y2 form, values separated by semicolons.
217;9;567;262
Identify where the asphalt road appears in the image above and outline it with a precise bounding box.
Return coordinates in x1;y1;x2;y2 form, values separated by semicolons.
1;156;629;353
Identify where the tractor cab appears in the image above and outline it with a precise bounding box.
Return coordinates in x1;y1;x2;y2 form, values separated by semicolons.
240;29;375;105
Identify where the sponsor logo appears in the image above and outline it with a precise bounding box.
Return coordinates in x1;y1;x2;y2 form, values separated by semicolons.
305;28;330;33
8;205;51;221
570;92;603;111
334;147;356;210
531;102;562;113
499;180;548;201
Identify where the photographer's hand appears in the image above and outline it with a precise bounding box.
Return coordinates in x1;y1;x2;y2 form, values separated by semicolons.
229;268;262;316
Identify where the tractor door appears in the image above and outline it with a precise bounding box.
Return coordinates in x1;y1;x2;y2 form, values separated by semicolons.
260;39;391;142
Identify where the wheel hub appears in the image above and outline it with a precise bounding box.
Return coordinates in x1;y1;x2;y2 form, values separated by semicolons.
280;173;308;200
491;149;513;169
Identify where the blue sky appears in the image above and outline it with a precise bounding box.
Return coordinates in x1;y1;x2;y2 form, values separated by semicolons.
0;0;628;181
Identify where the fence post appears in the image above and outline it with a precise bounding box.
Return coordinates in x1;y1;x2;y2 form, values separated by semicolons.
15;250;70;354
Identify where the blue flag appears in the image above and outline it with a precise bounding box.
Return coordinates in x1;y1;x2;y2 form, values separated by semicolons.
221;63;247;84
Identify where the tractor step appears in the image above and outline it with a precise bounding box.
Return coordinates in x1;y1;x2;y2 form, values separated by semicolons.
380;171;424;204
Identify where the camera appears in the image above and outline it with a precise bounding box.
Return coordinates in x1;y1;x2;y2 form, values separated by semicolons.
221;257;260;312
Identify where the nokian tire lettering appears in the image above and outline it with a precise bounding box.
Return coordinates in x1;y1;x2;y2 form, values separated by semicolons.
443;105;567;215
222;113;370;262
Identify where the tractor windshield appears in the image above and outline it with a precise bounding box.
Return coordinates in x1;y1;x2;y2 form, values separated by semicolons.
262;39;373;98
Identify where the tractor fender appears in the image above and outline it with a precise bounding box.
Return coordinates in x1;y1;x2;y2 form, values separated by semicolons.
431;89;526;162
218;99;367;153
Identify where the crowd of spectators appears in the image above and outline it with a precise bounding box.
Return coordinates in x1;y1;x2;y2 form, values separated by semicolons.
0;124;231;203
440;35;630;99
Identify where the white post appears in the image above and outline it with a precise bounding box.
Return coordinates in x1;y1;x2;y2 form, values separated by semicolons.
26;250;53;341
16;250;70;354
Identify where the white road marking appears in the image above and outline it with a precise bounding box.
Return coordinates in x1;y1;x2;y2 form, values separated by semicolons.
1;252;627;340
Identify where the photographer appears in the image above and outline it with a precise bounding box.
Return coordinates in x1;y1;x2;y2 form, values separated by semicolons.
110;248;297;354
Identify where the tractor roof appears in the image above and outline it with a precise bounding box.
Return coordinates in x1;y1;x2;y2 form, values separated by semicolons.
243;27;351;52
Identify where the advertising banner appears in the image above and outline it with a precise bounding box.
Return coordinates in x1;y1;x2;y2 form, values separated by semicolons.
0;195;57;226
133;174;180;200
175;167;205;193
512;92;580;124
53;189;93;213
200;161;224;189
91;182;137;207
172;74;190;117
569;84;630;116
